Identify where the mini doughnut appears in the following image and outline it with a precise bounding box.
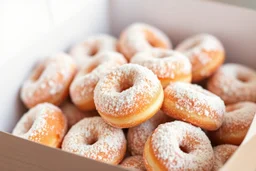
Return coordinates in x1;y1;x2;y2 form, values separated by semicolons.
21;53;77;108
60;100;98;129
143;121;214;171
120;156;146;171
207;63;256;104
127;110;171;155
209;102;256;145
94;64;164;128
69;34;117;68
130;49;192;87
70;52;127;111
119;23;172;60
176;34;225;82
162;82;225;131
62;116;126;165
12;103;67;148
212;144;238;171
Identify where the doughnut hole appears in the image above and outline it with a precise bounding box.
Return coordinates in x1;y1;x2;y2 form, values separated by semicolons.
30;63;45;82
236;74;249;83
226;104;241;112
179;135;197;154
179;145;190;154
88;44;99;57
22;114;36;134
79;61;100;76
116;73;135;93
145;30;167;49
86;135;98;145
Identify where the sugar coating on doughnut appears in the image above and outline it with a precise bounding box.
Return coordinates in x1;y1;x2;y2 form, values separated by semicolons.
209;102;256;145
62;117;126;164
21;53;76;108
69;34;117;67
119;23;172;59
147;121;214;170
94;64;162;117
127;111;171;155
60;100;98;128
130;49;191;79
225;102;256;131
165;82;225;119
120;155;146;171
176;34;224;63
175;34;224;81
70;52;127;110
212;144;238;171
12;103;67;147
207;63;256;104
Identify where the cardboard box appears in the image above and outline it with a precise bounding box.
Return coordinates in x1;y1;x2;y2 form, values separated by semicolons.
1;0;256;170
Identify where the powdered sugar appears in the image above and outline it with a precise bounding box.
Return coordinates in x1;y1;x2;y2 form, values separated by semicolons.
69;34;118;68
207;63;256;104
210;102;256;144
225;102;256;128
150;121;214;170
176;34;224;64
127;110;171;155
119;23;172;59
165;82;225;119
130;49;192;79
21;53;76;107
62;117;126;164
94;64;162;117
120;155;146;170
70;52;127;108
12;103;66;146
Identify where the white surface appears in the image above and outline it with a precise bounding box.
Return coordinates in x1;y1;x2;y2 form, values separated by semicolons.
2;0;51;65
1;0;103;66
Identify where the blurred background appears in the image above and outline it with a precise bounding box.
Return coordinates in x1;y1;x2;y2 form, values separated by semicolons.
1;0;256;65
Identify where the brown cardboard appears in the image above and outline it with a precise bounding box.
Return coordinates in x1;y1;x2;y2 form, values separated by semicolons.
1;0;256;170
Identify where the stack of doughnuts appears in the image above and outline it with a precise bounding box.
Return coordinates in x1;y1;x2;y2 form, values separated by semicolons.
12;23;256;170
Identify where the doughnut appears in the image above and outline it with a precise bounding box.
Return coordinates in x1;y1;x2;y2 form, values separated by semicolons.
207;63;256;104
62;116;126;165
120;156;146;171
119;23;172;60
12;103;67;148
69;34;117;68
94;64;164;128
70;52;127;111
60;100;98;129
21;53;77;108
127;110;171;155
176;34;225;82
143;121;214;171
130;49;192;87
212;144;238;171
209;102;256;145
162;82;225;131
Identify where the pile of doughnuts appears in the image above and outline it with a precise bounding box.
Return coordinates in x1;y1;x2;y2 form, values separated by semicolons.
12;23;256;171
